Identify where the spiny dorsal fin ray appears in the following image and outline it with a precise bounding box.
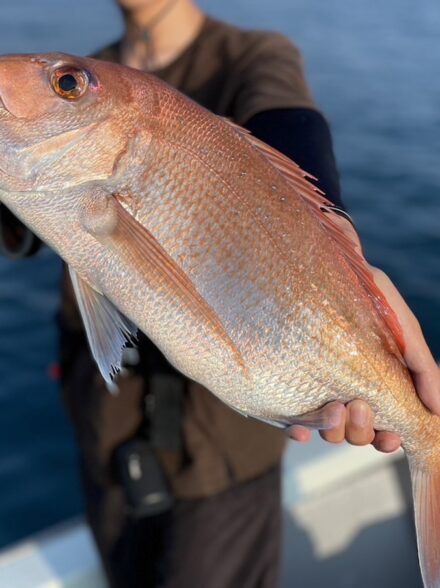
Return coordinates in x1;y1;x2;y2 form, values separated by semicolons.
224;117;405;354
69;267;138;383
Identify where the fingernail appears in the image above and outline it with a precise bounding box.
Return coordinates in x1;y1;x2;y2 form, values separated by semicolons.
350;402;369;427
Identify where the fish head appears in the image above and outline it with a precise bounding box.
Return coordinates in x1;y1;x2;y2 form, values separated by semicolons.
0;53;132;188
0;53;156;246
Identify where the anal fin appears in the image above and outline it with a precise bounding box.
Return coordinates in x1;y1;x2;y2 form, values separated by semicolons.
286;405;343;430
233;404;341;431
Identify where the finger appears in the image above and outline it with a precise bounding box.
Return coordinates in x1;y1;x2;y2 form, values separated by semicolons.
411;367;440;416
288;425;312;443
319;401;346;444
372;431;401;453
372;269;440;415
345;399;375;446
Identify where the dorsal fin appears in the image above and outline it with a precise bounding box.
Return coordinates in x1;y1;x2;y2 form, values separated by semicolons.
224;118;405;354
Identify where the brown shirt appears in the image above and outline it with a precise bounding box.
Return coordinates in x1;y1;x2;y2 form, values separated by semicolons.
98;17;315;123
61;17;317;500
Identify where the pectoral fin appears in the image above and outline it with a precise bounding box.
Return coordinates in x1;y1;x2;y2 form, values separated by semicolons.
85;196;246;372
68;266;138;383
77;193;246;373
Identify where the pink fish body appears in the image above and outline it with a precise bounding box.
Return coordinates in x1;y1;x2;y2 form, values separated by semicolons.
0;53;438;587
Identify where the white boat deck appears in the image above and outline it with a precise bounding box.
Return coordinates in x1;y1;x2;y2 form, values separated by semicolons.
0;439;422;588
0;523;105;588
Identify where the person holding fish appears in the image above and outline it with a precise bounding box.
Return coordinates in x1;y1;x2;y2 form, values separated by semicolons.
0;0;439;587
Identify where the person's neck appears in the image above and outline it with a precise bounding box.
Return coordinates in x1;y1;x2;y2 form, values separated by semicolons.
121;0;205;71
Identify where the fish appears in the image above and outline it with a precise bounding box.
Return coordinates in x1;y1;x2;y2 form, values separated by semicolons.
0;52;438;586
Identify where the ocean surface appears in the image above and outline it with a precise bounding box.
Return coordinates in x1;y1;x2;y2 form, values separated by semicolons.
0;0;438;548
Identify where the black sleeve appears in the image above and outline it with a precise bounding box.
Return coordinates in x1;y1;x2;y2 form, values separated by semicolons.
244;107;344;211
0;205;41;258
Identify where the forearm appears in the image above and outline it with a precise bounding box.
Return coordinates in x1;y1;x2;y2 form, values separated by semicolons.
244;108;344;210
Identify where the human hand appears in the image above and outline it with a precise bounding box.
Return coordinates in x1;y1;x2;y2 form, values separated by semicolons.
289;218;440;452
288;400;380;447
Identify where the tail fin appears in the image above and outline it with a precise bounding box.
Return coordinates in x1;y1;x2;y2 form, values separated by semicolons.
410;462;440;587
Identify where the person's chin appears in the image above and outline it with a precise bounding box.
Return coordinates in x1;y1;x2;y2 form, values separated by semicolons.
117;0;158;12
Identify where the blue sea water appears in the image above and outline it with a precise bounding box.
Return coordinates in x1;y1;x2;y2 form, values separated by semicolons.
0;0;438;547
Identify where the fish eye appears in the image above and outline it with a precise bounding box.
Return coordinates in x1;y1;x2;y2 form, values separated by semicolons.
51;67;89;100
